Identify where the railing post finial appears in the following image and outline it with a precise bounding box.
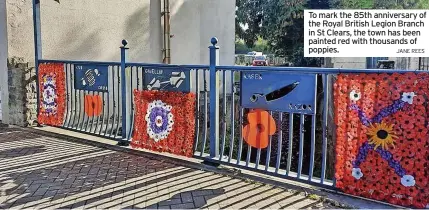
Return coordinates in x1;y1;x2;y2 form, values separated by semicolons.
211;37;218;46
122;39;128;47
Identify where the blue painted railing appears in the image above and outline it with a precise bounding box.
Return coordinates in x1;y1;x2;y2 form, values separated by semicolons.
37;38;429;189
200;38;426;188
199;38;334;187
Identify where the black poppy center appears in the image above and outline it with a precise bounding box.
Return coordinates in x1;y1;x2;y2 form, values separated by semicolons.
256;124;265;133
408;95;412;99
354;94;359;98
377;130;388;139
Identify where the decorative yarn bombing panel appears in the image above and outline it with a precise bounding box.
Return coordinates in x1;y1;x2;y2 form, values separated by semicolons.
334;73;429;208
38;63;66;126
131;90;196;157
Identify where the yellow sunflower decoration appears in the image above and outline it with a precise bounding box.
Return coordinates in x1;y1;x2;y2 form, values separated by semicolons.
367;122;397;150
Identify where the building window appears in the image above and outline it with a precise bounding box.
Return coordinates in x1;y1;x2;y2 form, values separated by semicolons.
366;57;388;69
419;57;429;71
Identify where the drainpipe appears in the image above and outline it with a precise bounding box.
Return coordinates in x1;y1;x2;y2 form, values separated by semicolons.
163;0;171;64
150;0;162;63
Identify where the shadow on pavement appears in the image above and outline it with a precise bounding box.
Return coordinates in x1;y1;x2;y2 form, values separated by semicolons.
0;145;47;159
138;189;226;209
0;129;177;209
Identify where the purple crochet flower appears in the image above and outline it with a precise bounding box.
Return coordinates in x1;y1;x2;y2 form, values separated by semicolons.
42;76;57;114
145;100;174;142
149;107;169;134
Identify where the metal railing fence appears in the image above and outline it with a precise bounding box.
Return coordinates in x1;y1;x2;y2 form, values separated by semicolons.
36;38;426;188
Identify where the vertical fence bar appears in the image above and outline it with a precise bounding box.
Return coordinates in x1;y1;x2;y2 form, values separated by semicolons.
94;91;103;133
114;65;121;138
110;66;117;137
219;70;227;161
419;57;422;70
140;67;144;91
265;111;273;171
425;58;429;70
297;114;305;178
193;69;200;152
209;37;220;158
103;66;112;136
83;91;91;131
236;107;244;165
127;66;135;140
136;66;140;90
77;90;83;129
69;64;76;128
308;114;316;181
71;66;78;129
120;40;130;141
255;148;262;169
89;91;95;131
286;113;294;176
81;90;86;130
245;144;251;167
64;64;71;127
200;70;208;156
275;113;283;174
321;74;329;184
255;113;264;169
245;101;252;166
90;91;97;133
228;70;235;163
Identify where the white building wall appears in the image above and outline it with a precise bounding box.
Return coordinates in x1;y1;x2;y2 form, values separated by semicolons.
1;0;235;123
5;0;235;65
330;57;367;69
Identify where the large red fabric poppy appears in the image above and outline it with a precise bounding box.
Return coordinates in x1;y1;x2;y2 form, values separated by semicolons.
242;109;276;149
84;94;103;117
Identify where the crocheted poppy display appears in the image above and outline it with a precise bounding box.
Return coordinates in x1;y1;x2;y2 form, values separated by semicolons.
38;63;66;126
242;109;276;149
334;73;429;208
131;90;196;157
84;94;103;117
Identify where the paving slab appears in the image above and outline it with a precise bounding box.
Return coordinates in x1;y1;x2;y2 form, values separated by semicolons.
0;126;397;209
